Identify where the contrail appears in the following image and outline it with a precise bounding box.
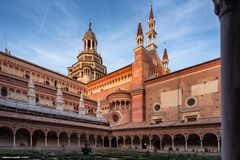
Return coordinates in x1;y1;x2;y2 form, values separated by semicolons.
38;0;52;37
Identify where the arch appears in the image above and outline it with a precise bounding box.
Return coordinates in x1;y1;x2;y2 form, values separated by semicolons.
59;132;68;147
151;135;160;152
162;134;172;151
133;135;140;149
187;134;201;152
111;136;117;148
104;136;109;147
121;101;125;106
32;129;45;147
15;128;30;147
174;134;185;151
88;134;95;146
142;135;150;149
125;136;131;149
80;134;87;145
47;131;58;146
118;136;124;148
70;133;78;146
96;135;103;147
0;126;13;146
203;133;218;152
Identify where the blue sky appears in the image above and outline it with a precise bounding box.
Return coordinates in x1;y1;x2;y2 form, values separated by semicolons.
0;0;220;74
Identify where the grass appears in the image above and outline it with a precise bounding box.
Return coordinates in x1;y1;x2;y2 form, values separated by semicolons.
0;150;221;160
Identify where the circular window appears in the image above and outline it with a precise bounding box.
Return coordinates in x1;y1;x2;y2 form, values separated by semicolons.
154;104;161;111
186;98;196;107
112;114;119;122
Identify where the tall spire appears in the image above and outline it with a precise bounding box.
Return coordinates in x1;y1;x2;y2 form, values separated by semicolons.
137;21;143;36
146;4;157;51
136;20;144;47
96;97;102;118
162;43;170;74
56;84;64;110
149;4;154;20
78;91;85;115
27;76;36;105
163;48;168;60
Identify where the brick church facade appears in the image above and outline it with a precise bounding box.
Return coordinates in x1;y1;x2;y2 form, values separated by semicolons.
0;6;221;153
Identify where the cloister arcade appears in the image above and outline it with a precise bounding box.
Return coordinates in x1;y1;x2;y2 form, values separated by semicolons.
0;126;220;153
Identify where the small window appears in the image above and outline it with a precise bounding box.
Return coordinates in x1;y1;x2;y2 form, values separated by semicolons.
186;98;196;107
187;116;197;122
155;119;162;124
153;104;161;111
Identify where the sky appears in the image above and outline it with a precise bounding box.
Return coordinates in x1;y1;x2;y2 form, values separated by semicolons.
0;0;220;75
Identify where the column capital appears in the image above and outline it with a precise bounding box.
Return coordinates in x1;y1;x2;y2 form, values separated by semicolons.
213;0;240;17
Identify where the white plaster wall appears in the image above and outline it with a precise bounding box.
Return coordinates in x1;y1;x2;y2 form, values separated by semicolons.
191;80;218;96
161;89;182;108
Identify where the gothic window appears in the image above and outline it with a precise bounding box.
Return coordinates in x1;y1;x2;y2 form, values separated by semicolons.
1;87;8;97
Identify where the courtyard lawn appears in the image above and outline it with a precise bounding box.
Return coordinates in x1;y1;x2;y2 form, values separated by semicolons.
0;150;221;160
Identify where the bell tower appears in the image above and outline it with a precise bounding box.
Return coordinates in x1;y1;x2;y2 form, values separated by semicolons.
146;5;157;51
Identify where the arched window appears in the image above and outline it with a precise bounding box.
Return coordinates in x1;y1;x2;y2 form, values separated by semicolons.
1;87;8;97
92;41;94;48
25;74;30;79
116;101;120;106
44;81;50;86
88;40;91;49
54;81;57;88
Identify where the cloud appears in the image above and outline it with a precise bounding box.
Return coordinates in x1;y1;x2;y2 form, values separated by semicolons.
0;0;220;75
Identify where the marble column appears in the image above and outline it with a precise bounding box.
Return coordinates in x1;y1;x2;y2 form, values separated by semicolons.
78;137;80;147
95;138;97;147
160;139;163;150
30;134;33;147
13;134;16;147
45;136;47;147
218;140;220;153
172;140;174;150
131;137;133;149
213;0;240;159
139;138;142;149
68;137;70;147
116;138;118;148
185;140;188;151
57;136;59;146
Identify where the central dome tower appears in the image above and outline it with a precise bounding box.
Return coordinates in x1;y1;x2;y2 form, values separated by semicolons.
67;22;107;83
